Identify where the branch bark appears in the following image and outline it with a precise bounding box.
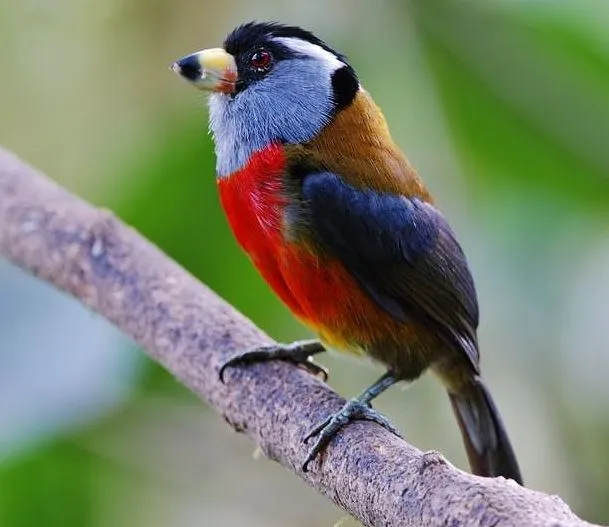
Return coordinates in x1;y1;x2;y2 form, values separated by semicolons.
0;145;600;527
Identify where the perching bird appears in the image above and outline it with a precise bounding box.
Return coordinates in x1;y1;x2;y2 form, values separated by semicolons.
171;21;523;484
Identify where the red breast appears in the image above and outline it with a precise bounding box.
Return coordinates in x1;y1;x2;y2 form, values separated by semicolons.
217;144;301;315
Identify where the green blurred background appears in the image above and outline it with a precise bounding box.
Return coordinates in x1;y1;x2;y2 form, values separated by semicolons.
1;0;608;525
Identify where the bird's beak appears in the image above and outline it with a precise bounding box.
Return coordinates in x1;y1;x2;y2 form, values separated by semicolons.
171;48;238;93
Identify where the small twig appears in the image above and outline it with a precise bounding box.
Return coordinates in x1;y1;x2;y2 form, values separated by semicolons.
0;146;599;527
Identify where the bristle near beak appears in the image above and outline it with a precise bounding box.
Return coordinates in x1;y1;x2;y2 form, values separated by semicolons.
171;48;238;93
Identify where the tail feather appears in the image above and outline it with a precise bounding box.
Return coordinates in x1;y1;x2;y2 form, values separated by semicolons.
448;376;523;485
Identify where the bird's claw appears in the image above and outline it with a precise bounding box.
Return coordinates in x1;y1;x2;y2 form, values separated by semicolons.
219;340;327;383
301;398;402;472
299;356;329;381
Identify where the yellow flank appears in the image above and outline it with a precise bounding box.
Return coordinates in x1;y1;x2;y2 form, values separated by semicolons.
298;317;367;358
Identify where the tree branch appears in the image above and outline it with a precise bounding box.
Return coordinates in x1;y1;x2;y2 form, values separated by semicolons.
0;145;599;527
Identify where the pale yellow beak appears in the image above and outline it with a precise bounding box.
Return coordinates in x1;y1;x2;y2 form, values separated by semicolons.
171;48;238;93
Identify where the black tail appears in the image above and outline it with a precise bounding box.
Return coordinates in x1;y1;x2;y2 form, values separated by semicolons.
448;376;523;485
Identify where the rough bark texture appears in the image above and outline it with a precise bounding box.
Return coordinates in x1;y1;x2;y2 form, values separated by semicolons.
0;145;601;527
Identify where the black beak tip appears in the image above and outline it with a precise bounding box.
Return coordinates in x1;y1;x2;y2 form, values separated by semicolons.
172;55;201;81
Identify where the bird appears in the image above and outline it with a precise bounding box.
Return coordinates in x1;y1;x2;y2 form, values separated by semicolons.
171;21;523;484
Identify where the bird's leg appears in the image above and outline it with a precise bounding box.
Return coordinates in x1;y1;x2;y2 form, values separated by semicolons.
302;371;401;472
219;339;328;383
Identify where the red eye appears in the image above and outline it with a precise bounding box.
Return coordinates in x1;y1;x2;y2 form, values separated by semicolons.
250;50;272;71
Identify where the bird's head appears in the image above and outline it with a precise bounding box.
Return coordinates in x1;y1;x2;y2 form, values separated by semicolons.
171;22;359;177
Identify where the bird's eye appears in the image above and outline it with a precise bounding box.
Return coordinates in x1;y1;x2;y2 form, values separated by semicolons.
249;49;272;72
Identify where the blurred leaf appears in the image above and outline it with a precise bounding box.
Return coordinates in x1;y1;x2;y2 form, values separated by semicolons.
410;0;609;214
0;441;94;527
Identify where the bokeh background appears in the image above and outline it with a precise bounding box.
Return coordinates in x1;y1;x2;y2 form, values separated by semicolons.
1;0;608;525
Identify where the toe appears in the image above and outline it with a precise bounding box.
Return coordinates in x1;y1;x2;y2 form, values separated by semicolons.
302;359;329;381
303;415;333;443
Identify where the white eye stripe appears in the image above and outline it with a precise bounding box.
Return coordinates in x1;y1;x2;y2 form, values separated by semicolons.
273;37;344;73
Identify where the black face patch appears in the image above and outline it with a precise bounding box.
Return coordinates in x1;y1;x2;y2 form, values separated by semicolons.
331;65;358;111
227;40;293;93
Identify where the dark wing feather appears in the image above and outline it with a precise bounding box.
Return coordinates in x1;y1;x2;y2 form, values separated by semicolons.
302;172;480;370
